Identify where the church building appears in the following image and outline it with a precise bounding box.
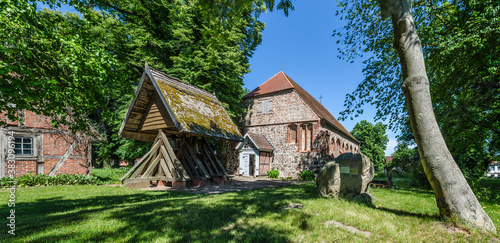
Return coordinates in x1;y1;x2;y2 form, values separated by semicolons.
237;71;359;178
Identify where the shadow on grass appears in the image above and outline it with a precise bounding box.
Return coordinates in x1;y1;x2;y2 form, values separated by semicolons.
2;184;316;242
373;206;440;220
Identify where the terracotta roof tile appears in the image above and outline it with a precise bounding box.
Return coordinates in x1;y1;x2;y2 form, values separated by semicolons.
243;71;293;99
247;133;274;151
244;71;358;143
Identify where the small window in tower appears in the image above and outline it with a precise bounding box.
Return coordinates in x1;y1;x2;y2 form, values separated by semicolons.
287;124;297;143
258;99;273;114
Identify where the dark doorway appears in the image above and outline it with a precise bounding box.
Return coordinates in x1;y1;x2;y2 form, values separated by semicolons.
249;154;255;176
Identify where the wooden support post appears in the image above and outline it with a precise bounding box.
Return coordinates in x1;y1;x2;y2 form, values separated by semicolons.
120;138;161;181
203;138;229;176
48;140;77;176
203;145;221;175
142;154;161;178
185;143;211;179
159;130;190;180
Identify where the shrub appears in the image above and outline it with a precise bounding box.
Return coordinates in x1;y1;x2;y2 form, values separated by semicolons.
0;173;102;187
267;169;279;179
298;170;315;181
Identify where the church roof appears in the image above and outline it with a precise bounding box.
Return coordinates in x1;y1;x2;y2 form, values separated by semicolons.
243;71;358;143
236;133;274;152
119;63;242;141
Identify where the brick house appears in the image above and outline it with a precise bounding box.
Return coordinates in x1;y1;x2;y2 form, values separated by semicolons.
0;110;92;177
237;71;359;178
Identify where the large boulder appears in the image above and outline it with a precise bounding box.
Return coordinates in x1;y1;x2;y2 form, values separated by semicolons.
316;161;340;198
337;153;374;196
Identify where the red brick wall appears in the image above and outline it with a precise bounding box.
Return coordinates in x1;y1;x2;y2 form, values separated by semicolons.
44;159;86;175
23;110;53;129
2;110;88;176
13;161;37;176
42;134;87;175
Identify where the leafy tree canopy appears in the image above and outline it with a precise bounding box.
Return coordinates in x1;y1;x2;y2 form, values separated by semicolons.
334;0;500;179
0;0;131;132
350;120;389;171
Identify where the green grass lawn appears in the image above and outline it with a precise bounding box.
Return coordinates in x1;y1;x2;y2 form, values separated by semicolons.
92;167;132;184
1;179;500;242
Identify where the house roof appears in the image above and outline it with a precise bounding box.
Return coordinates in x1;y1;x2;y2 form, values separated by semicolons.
243;71;358;143
237;133;274;152
119;63;243;141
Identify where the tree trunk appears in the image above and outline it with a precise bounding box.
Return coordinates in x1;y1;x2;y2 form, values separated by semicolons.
380;0;495;232
386;169;394;188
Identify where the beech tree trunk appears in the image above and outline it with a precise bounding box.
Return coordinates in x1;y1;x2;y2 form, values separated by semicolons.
379;0;496;232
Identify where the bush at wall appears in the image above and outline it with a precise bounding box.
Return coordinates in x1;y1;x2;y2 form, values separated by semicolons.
298;170;315;181
0;173;103;187
267;169;279;179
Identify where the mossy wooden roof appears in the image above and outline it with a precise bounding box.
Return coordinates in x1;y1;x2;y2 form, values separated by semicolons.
119;64;242;142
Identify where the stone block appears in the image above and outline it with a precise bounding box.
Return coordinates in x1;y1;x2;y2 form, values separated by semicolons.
172;181;187;189
337;153;374;196
316;161;340;198
192;179;207;187
212;177;227;185
124;181;151;189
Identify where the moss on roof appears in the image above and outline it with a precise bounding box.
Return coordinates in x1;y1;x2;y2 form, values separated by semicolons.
156;78;242;141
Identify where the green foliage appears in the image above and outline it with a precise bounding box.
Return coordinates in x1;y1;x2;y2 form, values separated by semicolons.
92;167;130;184
267;169;279;179
2;1;269;166
0;173;102;187
350;120;389;171
473;178;500;203
335;1;500;181
389;143;431;189
298;170;315;181
0;1;131;132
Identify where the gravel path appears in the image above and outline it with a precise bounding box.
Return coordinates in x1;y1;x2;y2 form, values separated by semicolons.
141;176;311;194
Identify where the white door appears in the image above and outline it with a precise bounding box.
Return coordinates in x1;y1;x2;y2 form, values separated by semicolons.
240;153;250;176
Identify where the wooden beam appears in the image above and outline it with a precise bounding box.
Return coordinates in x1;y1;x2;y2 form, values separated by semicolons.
185;143;211;178
159;158;172;178
123;176;179;183
120;130;157;141
182;146;201;177
142;153;161;178
120;141;155;181
159;130;190;179
177;148;196;178
48;140;77;176
130;136;163;178
203;145;221;175
159;142;179;179
203;138;229;176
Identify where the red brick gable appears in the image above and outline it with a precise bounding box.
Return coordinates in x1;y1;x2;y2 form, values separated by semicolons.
244;71;358;143
243;71;294;99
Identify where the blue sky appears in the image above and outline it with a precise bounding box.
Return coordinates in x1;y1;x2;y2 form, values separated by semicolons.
243;0;398;155
38;1;399;155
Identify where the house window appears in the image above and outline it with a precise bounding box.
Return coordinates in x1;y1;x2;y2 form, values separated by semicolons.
258;99;273;114
14;137;34;155
287;124;297;143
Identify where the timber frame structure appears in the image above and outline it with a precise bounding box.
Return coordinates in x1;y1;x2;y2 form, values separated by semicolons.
119;64;242;188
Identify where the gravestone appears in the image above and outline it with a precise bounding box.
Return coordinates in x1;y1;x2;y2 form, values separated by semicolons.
316;153;375;205
316;161;340;198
